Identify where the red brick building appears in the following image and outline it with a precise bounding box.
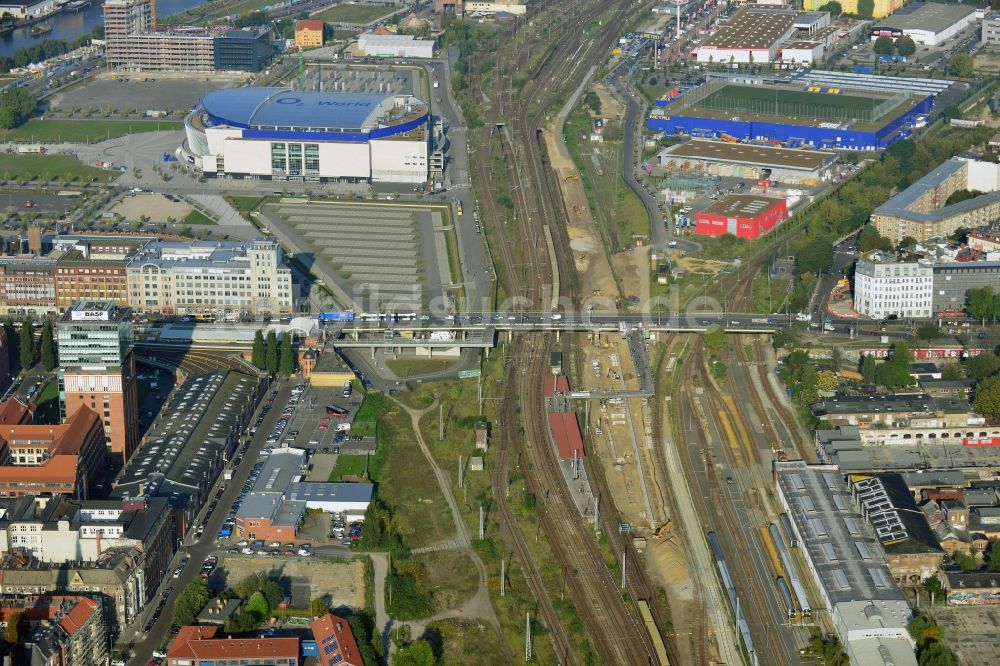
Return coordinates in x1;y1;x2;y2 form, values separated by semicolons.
0;406;105;499
694;194;787;240
0;595;107;666
311;613;362;666
166;626;300;666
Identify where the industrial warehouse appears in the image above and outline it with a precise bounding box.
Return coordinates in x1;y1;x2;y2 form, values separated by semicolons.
870;2;980;46
657;139;837;185
694;194;787;240
183;88;430;183
648;78;931;151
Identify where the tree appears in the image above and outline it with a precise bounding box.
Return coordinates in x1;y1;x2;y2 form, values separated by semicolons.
952;550;980;571
941;361;963;380
310;597;328;617
909;613;943;651
817;1;842;15
279;333;294;376
967;286;996;323
583;90;601;115
896;35;916;57
265;330;278;374
39;319;56;371
964;353;1000;381
251;329;265;369
393;639;437;666
949;53;973;78
989;542;1000;572
974;375;1000;423
876;343;915;389
18;316;34;371
245;591;269;622
918;642;960;666
923;575;943;603
816;370;839;392
916;324;941;341
873;35;894;55
3;316;15;370
861;355;877;384
897;235;919;251
3;611;25;643
858;225;893;253
857;0;875;18
173;579;210;627
795;238;834;276
703;324;725;352
944;188;984;206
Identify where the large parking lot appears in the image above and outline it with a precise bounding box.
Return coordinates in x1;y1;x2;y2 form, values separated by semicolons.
49;76;236;115
264;201;452;311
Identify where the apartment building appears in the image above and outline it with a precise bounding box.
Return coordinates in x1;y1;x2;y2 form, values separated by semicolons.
126;239;293;316
872;158;1000;244
0;406;105;500
0;546;146;640
0;495;174;600
103;0;154;69
105;0;273;72
57;301;140;466
0;595;108;666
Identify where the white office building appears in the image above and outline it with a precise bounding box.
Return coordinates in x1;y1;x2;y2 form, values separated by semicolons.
854;253;934;320
126;238;293;316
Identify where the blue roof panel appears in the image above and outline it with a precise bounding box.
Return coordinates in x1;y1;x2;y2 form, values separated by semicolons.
201;88;389;130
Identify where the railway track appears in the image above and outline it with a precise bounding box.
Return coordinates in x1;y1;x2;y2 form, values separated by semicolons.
675;342;793;666
493;338;578;664
457;0;684;659
511;333;658;664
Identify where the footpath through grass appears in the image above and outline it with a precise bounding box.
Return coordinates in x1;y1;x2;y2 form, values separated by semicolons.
1;118;182;143
398;347;593;663
0;154;116;183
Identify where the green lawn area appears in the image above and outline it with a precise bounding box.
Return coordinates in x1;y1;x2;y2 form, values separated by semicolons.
0;118;182;144
328;454;368;481
0;154;116;183
349;392;380;437
367;393;455;549
227;195;268;218
33;380;60;425
314;3;396;24
183;210;215;226
701;83;881;116
386;358;456;378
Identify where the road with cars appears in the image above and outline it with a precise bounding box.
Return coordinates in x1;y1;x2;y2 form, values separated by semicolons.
125;379;291;666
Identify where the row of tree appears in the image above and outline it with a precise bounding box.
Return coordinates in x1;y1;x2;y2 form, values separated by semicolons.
250;329;295;375
872;34;917;58
2;316;57;373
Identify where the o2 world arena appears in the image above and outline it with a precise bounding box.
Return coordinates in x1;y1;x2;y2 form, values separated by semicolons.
183;87;430;183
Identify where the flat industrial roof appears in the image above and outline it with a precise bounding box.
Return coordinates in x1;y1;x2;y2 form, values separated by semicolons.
811;394;970;416
775;462;906;608
699;194;785;219
665;138;836;170
871;2;976;34
287;481;374;503
849;474;942;556
699;9;797;50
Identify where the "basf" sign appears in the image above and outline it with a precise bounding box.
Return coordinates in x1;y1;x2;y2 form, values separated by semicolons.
70;309;109;321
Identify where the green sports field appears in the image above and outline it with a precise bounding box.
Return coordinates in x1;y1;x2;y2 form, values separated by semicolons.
678;82;917;129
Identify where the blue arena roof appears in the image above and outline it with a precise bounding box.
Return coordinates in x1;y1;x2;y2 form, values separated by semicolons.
201;88;392;131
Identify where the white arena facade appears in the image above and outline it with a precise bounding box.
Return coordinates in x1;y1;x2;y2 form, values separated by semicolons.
183;87;430;183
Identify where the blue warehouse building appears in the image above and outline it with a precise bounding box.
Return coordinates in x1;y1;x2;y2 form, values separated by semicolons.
648;95;932;150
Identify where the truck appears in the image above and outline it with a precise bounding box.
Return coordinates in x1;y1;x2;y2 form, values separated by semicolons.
224;469;234;480
432;79;439;88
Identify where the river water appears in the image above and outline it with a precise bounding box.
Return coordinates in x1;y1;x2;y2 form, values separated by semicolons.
0;0;207;57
